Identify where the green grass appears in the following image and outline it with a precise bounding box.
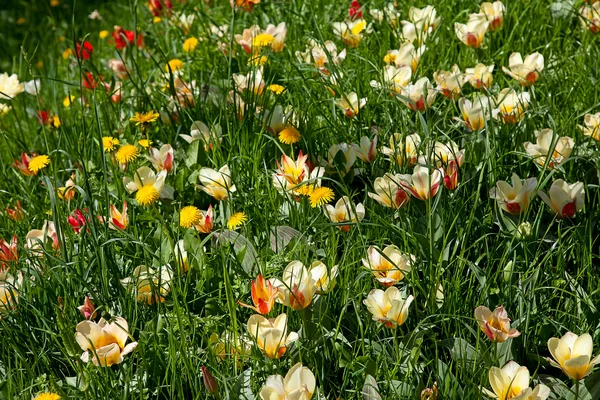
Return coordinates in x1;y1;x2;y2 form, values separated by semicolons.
1;0;600;399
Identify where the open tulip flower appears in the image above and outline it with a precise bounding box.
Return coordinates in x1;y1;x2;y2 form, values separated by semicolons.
26;221;60;255
276;152;308;186
295;39;346;73
523;129;573;170
578;112;600;141
383;43;426;73
351;136;378;163
465;63;494;90
381;133;421;167
490;173;537;215
309;261;338;294
368;173;409;209
123;166;168;206
548;332;600;380
182;121;223;151
332;19;366;48
455;15;489;48
324;196;365;231
0;235;18;269
324;143;357;176
538;180;584;219
120;265;173;304
408;5;441;33
503;52;544;86
0;271;22;312
482;361;550;400
399;77;437;112
260;362;316;400
233;68;265;95
479;1;506;31
198;164;236;200
247;313;298;359
433;65;465;99
109;202;128;230
457;96;496;131
579;3;600;33
235;23;287;54
335;92;367;118
146;144;174;173
271;261;317;310
398;165;442;201
496;88;530;124
370;65;412;96
363;286;414;328
75;317;137;367
474;306;521;342
362;245;414;286
239;274;279;314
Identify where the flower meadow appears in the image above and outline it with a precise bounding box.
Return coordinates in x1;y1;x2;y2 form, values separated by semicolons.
1;0;600;398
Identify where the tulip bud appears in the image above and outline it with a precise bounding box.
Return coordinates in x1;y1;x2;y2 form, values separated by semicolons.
202;366;218;395
421;382;438;399
503;261;514;283
515;222;532;240
77;296;97;320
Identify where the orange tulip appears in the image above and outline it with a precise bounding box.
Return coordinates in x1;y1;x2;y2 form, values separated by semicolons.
239;274;278;314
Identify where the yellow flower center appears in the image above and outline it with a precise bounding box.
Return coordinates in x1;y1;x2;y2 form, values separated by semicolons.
309;187;334;207
252;33;275;48
136;184;160;206
28;155;50;173
180;206;202;228
278;126;301;145
115;144;139;164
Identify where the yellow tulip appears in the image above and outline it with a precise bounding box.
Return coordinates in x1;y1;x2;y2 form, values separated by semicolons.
259;362;316;400
324;196;365;231
502;52;544;86
548;332;600;380
247;313;298;359
198;165;236;200
75;317;138;367
363;286;413;328
362;245;414;286
482;361;550;400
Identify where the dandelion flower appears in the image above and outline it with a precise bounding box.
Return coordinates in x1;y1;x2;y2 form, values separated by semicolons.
28;155;50;173
180;206;202;228
278;126;301;145
309;187;334;207
183;37;198;53
115;144;139;164
99;30;109;39
63;95;76;108
227;212;248;229
138;139;152;148
130;111;160;126
34;393;60;400
165;59;184;72
267;84;285;95
103;136;120;152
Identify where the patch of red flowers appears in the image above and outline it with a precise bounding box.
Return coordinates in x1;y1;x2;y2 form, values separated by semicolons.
112;26;145;50
349;0;362;20
76;41;94;60
148;0;172;17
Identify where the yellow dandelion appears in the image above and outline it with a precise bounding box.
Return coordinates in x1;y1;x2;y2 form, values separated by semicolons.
62;48;73;59
227;212;248;230
267;84;285;95
278;126;301;145
153;17;162;23
63;95;76;108
51;117;61;128
180;206;202;228
309;187;334;208
252;33;275;49
294;184;313;196
136;185;160;206
16;17;26;25
35;61;44;69
99;30;109;39
248;55;268;66
130;111;160;126
383;53;397;64
34;393;60;400
165;59;184;72
138;139;153;148
50;0;60;6
115;144;139;164
102;136;120;152
28;155;50;174
183;37;199;53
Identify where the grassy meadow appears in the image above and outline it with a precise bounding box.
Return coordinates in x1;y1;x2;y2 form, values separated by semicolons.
1;0;600;398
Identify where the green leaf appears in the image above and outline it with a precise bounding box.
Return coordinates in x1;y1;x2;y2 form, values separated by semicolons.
269;225;303;253
232;368;253;400
362;375;382;400
215;230;258;275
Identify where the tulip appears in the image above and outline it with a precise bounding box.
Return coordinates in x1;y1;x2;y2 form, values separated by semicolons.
0;235;18;269
362;245;414;286
233;68;265;95
457;96;495;131
77;296;97;320
198;165;236;201
496;88;530;124
108;59;128;79
523;129;573;170
398;165;442;201
295;39;346;73
309;261;338;294
335;92;367;118
75;317;138;367
109;202;128;230
195;205;214;233
246;313;298;359
454;15;489;48
482;361;550;400
433;65;465;99
480;1;506;31
325;143;357;176
120;265;173;304
182;121;223;150
173;240;189;273
474;306;521;342
351;136;378;163
332;19;366;48
0;271;22;312
399;77;437;112
368;173;409;209
538;180;584;219
12;152;37;177
548;332;600;380
578;112;600;141
5;201;24;221
324;196;365;231
58;174;76;201
579;3;600;33
239;274;279;314
202;366;219;394
502;52;544;86
465;63;494;90
490;173;537;215
381;133;421;167
363;286;414;328
230;0;261;12
26;221;60;255
68;209;87;234
276;152;308;186
123;166;168;206
408;5;441;31
259;362;316;400
146;144;174;173
271;261;317;310
370;65;412;96
234;23;287;54
383;42;426;73
0;73;24;100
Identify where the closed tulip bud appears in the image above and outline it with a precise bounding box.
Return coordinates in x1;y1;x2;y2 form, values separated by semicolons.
202;366;219;394
503;261;514;282
77;296;97;320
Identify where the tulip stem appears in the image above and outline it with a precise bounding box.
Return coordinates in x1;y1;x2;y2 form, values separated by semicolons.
575;379;579;399
301;306;315;340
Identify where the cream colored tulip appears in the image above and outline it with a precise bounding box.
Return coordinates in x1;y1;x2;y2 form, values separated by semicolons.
538;180;584;219
324;196;365;231
579;3;600;33
309;261;338;294
383;42;426;73
0;73;24;100
181;121;223;151
295;39;346;72
120;265;173;304
247;313;298;359
496;88;530;124
324;143;357;176
490;173;537;215
548;332;600;380
480;1;506;31
75;317;138;367
363;287;414;328
368;173;409;209
523;129;573;170
399;77;437;112
408;5;441;32
351;136;378;163
123;166;168;206
454;16;489;48
578;112;600;141
433;65;465;99
233;68;265;95
482;361;549;400
370;65;412;96
474;306;521;343
234;23;287;54
362;245;414;286
0;271;22;312
271;261;317;310
502;52;544;86
335;92;367;118
198;165;236;200
259;362;316;400
146;144;174;173
210;330;252;361
381;133;421;167
465;63;494;90
332;19;367;48
26;221;59;255
457;96;495;131
398;165;442;200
